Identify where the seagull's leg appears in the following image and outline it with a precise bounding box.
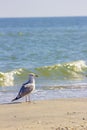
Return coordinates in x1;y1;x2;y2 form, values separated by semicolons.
25;96;27;102
28;95;31;102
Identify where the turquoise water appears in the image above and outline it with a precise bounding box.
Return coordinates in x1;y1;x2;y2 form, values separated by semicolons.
0;17;87;103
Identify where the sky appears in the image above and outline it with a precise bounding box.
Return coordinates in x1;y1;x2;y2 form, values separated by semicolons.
0;0;87;18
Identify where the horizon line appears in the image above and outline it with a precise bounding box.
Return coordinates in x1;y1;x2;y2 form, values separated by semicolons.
0;15;87;19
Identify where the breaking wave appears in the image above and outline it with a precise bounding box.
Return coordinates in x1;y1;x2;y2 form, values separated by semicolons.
0;60;87;87
0;68;23;86
36;60;87;79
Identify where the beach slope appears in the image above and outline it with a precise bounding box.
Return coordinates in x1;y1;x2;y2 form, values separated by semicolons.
0;99;87;130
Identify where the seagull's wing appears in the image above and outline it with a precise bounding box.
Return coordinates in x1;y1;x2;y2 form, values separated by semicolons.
12;82;34;101
17;83;34;98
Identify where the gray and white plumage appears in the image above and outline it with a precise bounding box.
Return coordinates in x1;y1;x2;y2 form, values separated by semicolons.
12;73;38;102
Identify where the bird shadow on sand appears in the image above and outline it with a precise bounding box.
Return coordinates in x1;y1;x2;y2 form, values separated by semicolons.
1;100;35;105
1;101;22;105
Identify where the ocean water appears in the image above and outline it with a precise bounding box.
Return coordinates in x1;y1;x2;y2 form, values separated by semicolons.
0;17;87;103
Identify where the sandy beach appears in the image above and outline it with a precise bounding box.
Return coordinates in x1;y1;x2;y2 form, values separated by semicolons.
0;98;87;130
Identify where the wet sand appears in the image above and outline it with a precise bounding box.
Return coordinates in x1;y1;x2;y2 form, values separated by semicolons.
0;98;87;130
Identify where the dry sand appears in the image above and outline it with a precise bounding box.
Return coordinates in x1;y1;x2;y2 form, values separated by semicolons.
0;98;87;130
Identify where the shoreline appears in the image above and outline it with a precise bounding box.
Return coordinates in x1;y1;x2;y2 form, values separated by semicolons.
0;98;87;130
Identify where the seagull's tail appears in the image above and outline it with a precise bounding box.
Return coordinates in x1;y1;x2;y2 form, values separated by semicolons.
12;97;20;102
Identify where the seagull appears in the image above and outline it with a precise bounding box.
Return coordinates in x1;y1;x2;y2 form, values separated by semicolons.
12;73;38;102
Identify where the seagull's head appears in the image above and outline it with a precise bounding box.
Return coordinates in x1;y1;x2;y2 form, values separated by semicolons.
29;73;38;78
